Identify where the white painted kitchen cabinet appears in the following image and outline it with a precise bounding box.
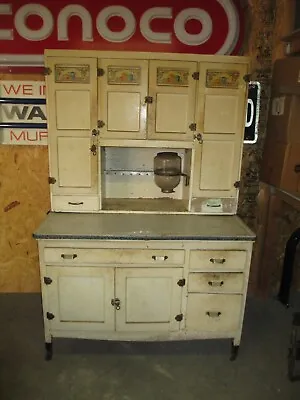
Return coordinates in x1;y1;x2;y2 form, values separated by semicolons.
97;58;197;141
45;266;115;332
34;213;255;360
36;50;254;362
44;50;250;214
45;56;99;212
191;62;248;212
115;267;184;332
44;265;184;335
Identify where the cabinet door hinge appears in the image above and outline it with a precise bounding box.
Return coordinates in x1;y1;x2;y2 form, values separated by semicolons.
43;277;52;285
234;181;241;189
177;278;186;287
189;123;197;131
48;177;56;184
175;313;183;322
46;312;55;320
192;72;199;80
97;68;105;77
44;67;52;75
97;120;105;128
92;129;100;136
90;144;97;156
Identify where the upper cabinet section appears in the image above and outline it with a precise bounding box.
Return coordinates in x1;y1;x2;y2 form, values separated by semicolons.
98;59;148;140
44;50;250;214
197;62;248;139
45;57;99;199
98;58;198;141
46;57;98;134
147;60;197;141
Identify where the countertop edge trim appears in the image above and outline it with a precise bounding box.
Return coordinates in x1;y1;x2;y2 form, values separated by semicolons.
32;234;256;241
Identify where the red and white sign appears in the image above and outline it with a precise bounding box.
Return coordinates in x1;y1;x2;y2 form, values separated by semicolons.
0;0;244;65
0;80;48;145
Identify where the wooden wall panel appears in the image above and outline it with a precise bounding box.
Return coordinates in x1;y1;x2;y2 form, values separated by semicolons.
0;74;50;292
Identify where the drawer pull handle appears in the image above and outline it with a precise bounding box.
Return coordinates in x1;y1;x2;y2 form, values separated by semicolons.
61;254;78;260
209;258;226;264
68;202;84;205
206;311;222;318
208;280;224;287
152;255;168;261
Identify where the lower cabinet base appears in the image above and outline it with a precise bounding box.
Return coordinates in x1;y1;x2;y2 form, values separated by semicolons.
44;337;240;361
37;236;254;362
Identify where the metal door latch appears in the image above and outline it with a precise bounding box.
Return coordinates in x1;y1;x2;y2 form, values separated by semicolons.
111;298;121;310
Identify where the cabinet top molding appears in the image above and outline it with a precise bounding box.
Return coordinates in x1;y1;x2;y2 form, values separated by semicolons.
44;50;251;65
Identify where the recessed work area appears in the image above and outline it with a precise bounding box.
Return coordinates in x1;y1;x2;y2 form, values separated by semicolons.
100;145;192;212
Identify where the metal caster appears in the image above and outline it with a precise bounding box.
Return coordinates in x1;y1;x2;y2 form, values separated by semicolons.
288;313;300;382
230;341;239;361
45;342;53;361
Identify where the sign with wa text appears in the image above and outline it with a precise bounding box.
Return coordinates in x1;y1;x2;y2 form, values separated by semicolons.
0;80;48;145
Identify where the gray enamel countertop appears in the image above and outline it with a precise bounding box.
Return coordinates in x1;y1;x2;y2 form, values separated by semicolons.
33;213;255;241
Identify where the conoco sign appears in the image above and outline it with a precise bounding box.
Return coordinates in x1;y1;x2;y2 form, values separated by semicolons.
0;0;244;62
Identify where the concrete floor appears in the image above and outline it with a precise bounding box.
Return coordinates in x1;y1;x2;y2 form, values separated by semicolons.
0;294;300;400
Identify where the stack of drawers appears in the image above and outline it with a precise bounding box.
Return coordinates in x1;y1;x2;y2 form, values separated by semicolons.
186;249;247;334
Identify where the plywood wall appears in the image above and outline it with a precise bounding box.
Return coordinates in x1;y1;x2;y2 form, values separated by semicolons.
0;74;50;292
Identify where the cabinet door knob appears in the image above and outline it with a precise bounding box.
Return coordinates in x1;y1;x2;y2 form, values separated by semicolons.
209;258;226;264
152;255;168;261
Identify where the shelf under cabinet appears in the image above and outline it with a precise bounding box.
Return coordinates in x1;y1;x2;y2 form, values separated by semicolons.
102;198;188;212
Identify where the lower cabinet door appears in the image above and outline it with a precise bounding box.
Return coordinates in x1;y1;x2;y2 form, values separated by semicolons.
115;267;183;332
46;266;115;331
186;293;243;332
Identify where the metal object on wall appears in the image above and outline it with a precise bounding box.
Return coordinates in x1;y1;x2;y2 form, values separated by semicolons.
244;81;261;144
277;227;300;307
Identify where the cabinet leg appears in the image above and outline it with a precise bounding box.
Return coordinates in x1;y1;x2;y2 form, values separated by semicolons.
230;341;239;361
45;342;53;361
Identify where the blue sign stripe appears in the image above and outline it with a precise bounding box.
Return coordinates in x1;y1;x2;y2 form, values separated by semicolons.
0;122;47;129
0;97;46;105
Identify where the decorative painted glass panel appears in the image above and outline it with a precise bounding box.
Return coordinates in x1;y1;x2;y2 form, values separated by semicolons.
107;67;141;85
206;70;240;88
157;68;189;86
55;65;90;83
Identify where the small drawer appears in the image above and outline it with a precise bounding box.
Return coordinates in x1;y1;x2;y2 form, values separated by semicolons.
51;195;99;212
189;250;247;270
188;272;244;293
186;294;243;332
43;248;185;266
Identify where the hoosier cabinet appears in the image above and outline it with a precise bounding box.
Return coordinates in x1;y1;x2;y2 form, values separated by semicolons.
33;50;255;360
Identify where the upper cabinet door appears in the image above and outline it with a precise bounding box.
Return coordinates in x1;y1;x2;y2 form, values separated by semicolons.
192;62;248;198
147;60;197;141
98;59;148;139
45;57;98;196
